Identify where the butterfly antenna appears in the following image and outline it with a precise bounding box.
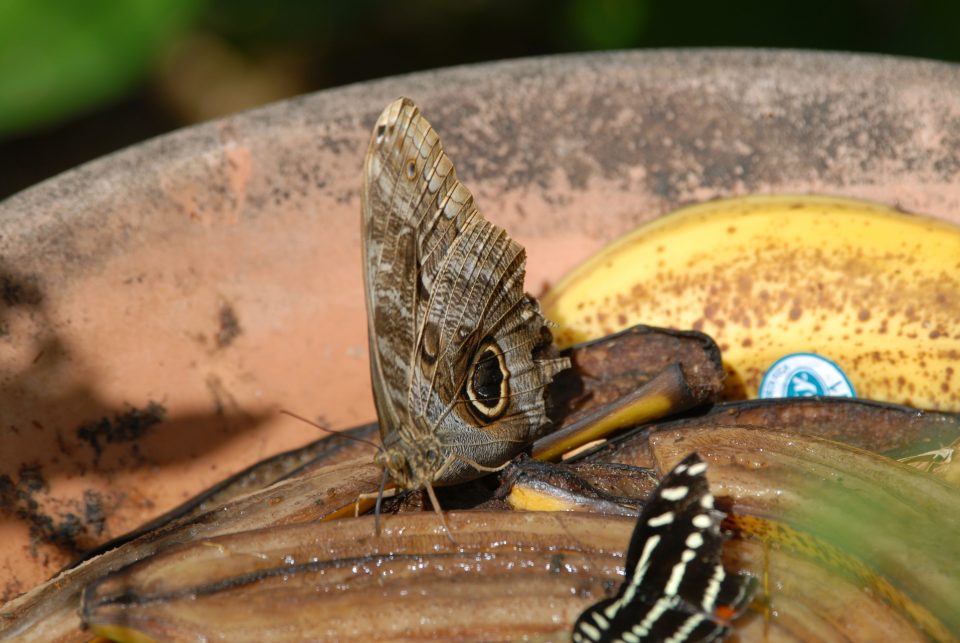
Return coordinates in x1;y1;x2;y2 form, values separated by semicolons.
280;409;379;450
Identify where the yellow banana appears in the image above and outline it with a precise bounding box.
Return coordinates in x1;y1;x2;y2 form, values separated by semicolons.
543;195;960;411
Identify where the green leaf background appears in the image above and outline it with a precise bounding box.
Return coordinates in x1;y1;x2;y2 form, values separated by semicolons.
0;0;202;136
0;0;957;196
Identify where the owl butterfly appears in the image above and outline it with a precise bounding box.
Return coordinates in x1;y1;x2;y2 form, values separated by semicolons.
361;98;570;514
572;453;757;643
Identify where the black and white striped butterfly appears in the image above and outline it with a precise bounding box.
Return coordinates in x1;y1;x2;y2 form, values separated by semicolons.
572;453;756;643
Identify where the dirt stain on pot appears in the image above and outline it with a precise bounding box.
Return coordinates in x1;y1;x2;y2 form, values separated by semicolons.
1;271;43;307
0;464;107;558
75;402;167;461
216;303;241;348
0;268;44;336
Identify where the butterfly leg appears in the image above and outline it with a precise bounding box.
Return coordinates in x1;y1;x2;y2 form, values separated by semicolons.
452;452;514;474
422;479;456;544
352;468;396;538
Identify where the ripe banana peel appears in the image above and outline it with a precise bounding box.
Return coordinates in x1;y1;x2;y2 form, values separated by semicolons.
82;513;634;642
542;195;960;411
79;428;960;642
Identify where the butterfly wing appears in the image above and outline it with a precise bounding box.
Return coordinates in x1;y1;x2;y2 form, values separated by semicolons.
362;98;438;439
572;453;756;643
361;98;568;487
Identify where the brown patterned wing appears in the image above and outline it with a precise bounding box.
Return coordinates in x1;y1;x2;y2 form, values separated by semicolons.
361;98;568;489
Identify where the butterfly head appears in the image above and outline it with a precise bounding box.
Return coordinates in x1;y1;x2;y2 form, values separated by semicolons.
375;435;444;491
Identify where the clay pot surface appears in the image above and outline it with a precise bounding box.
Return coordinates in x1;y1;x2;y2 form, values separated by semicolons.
2;49;959;601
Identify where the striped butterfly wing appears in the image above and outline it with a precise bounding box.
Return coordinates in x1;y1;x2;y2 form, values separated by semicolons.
572;453;756;643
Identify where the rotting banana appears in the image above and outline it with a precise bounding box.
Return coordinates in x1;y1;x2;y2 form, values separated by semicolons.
542;195;960;411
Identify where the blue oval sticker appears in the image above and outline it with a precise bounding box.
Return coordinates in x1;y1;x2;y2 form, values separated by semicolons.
759;352;856;399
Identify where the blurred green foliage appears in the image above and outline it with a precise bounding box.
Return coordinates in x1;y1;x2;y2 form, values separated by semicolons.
567;0;649;49
1;0;959;196
0;0;202;136
4;0;960;138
